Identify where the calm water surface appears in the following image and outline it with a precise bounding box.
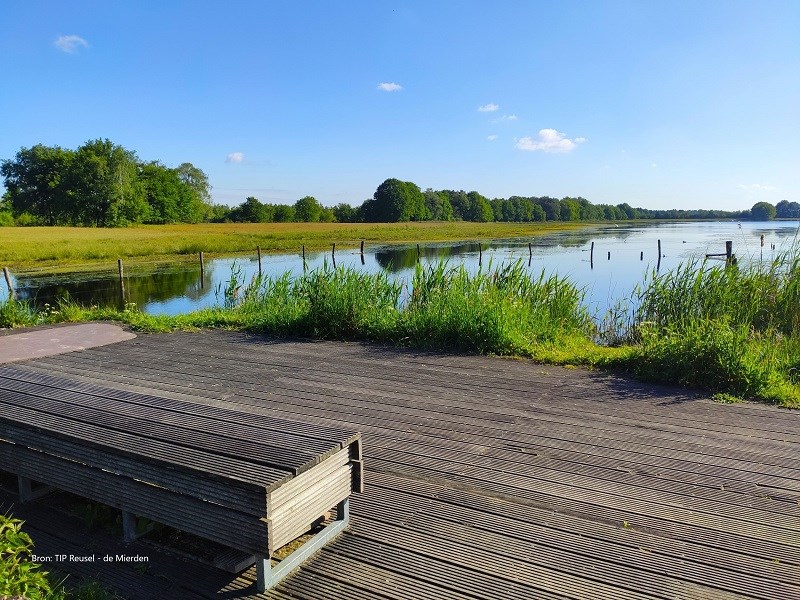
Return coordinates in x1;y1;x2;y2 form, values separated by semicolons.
6;221;800;318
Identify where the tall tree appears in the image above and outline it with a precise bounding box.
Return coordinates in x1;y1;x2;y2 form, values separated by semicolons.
750;202;776;221
70;139;146;226
776;200;800;219
466;191;493;222
0;144;74;225
369;178;427;222
293;196;324;222
424;189;453;221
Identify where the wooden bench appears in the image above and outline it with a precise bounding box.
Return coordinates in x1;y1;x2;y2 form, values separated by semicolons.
0;366;363;592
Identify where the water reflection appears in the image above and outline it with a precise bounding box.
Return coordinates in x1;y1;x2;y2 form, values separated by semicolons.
4;220;799;317
14;265;207;310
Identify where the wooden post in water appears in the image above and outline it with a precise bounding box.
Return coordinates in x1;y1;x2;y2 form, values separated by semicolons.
607;251;611;260
199;252;205;288
360;240;364;255
3;267;14;300
416;244;420;262
528;242;532;258
117;259;125;304
590;241;594;269
726;240;733;265
640;251;644;261
331;243;336;268
257;246;262;277
760;234;764;262
478;244;482;266
657;239;662;271
302;245;306;270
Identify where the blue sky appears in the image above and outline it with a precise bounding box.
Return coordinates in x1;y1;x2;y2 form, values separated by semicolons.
1;1;798;210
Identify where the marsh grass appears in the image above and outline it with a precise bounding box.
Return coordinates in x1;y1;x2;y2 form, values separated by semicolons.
626;248;800;406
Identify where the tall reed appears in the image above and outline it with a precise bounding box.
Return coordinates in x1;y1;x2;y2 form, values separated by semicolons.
628;246;800;404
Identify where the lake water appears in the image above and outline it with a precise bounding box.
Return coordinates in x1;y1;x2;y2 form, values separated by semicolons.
4;221;799;319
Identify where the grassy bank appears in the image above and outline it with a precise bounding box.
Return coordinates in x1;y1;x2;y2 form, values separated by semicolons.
0;221;592;273
2;253;799;408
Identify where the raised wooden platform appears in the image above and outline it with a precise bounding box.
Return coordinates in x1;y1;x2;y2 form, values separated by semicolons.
2;329;799;599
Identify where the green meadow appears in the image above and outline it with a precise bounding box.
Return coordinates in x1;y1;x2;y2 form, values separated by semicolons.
0;221;592;273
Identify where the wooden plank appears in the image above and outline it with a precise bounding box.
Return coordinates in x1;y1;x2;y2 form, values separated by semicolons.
269;470;352;550
0;388;323;474
0;421;271;515
0;366;360;448
0;403;289;490
0;442;270;554
361;471;800;586
270;448;351;508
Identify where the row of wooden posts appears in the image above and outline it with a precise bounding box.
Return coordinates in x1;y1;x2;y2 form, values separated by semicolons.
2;239;744;302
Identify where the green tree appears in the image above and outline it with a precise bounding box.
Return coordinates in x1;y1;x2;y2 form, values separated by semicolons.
535;197;561;221
140;162;187;223
750;202;776;221
440;190;470;221
423;189;453;221
368;178;427;222
273;204;295;222
230;196;266;222
174;162;212;222
466;191;493;222
531;204;547;222
560;198;581;221
0;144;74;225
69;139;147;226
616;202;638;220
776;200;800;218
293;196;324;222
332;202;358;222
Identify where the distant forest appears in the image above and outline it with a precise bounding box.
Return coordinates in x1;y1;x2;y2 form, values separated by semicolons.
2;141;797;227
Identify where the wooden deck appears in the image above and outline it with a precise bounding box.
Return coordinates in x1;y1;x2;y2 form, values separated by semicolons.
2;329;799;599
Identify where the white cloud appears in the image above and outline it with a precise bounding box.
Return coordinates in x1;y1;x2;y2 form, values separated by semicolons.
487;134;498;141
226;152;244;163
496;114;518;122
737;183;776;191
478;103;499;112
515;129;585;153
377;82;403;92
54;34;89;53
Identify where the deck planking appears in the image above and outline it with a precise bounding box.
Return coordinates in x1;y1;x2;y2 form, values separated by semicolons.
3;329;799;599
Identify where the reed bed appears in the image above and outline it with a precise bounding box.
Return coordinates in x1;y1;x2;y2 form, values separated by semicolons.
627;248;800;405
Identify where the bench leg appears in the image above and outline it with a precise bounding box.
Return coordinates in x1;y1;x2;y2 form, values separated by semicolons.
17;476;52;503
256;497;350;592
255;555;271;594
121;511;153;543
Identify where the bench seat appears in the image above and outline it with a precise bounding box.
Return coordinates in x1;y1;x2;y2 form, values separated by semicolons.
0;366;363;591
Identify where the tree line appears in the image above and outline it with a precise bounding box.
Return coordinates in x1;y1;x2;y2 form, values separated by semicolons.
0;140;213;226
2;143;795;226
216;178;790;225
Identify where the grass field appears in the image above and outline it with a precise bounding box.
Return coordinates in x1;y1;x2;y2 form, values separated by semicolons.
0;221;593;273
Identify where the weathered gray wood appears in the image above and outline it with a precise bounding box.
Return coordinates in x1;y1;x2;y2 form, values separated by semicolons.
5;331;799;600
2;266;13;299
